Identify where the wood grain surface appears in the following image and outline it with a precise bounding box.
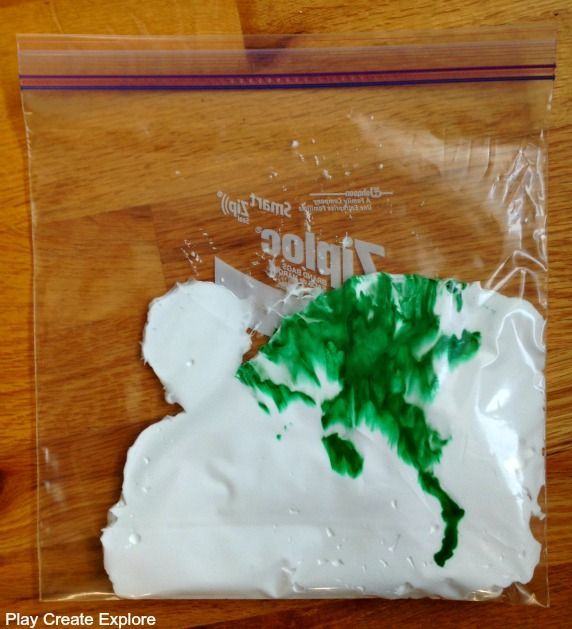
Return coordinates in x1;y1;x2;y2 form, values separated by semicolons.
1;1;571;628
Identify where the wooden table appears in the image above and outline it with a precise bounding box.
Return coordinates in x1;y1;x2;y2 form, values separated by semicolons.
1;1;571;627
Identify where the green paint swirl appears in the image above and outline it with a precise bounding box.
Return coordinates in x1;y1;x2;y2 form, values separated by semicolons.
445;279;467;313
322;432;364;478
236;272;480;566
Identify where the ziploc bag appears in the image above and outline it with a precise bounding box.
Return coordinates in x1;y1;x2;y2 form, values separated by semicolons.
19;28;555;603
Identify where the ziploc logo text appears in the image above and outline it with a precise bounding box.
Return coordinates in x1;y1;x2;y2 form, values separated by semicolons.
218;190;292;224
259;228;385;288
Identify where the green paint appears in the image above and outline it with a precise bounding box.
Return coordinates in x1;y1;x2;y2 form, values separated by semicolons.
434;329;481;368
322;432;364;478
276;433;282;441
239;362;315;412
445;279;467;313
418;470;465;567
236;272;480;566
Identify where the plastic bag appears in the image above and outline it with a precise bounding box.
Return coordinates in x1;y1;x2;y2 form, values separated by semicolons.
19;27;555;603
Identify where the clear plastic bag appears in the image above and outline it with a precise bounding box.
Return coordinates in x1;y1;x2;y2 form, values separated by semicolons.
19;27;555;603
